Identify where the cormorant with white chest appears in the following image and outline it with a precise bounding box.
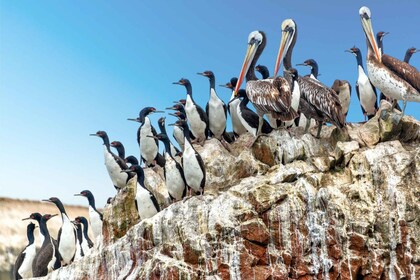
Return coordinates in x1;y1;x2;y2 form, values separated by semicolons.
90;131;131;190
173;78;209;145
296;59;319;80
121;165;160;219
74;216;94;257
128;107;164;167
14;222;37;279
22;213;61;277
74;190;103;241
197;70;227;141
151;133;187;202
171;120;206;195
43;197;77;265
220;77;247;138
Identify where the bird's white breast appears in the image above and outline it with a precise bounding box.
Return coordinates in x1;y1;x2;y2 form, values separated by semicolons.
104;146;127;189
140;118;158;164
136;184;158;219
358;66;378;115
89;206;102;239
182;140;204;192
237;105;257;137
164;153;185;201
229;93;247;135
18;243;36;278
185;95;207;141
173;126;185;150
59;214;77;264
208;89;226;139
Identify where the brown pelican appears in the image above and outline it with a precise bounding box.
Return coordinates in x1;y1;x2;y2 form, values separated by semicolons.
274;19;345;137
359;6;420;115
375;31;402;111
233;30;298;142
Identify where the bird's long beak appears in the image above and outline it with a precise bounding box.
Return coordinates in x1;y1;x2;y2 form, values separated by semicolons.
89;133;98;137
22;217;31;221
74;194;82;196
296;63;307;66
153;110;165;113
360;12;381;62
197;72;205;76
127;118;140;122
120;169;131;173
147;135;159;140
234;42;258;97
173;81;181;85
274;27;293;77
228;96;240;106
42;199;52;202
168;123;175;126
50;214;58;218
219;83;232;89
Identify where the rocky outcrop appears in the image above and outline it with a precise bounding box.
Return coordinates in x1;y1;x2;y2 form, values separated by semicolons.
34;107;420;279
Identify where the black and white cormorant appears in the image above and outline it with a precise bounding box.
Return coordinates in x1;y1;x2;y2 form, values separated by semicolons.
331;80;352;118
121;165;160;219
14;222;37;279
74;216;94;257
128;107;164;167
157;116;181;156
173;78;209;145
197;71;227;141
151;133;187;202
233;31;298;143
274;19;345;137
74;190;103;240
296;59;319;80
90;131;131;190
43;197;77;265
234;89;273;140
23;213;61;277
220;77;247;138
72;221;84;260
171;120;206;195
346;46;378;120
359;6;420;116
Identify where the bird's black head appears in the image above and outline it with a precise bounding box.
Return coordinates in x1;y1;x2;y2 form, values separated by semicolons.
346;46;361;56
110;141;123;148
125;155;139;166
43;197;60;204
197;70;214;79
22;212;42;222
407;47;418;55
173;78;190;86
140;107;157;117
237;89;247;98
304;59;317;67
90;130;107;139
75;190;93;198
287;68;298;79
173;119;188;129
42;214;58;222
75;216;88;225
158;117;166;125
178;99;186;105
155;133;169;142
376;31;389;41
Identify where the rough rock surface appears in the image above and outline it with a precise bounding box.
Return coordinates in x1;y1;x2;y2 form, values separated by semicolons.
32;109;420;279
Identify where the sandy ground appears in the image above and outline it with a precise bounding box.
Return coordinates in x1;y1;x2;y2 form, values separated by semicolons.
0;197;91;274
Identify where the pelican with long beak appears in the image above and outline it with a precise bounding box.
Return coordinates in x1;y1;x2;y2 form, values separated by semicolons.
359;6;420;115
233;30;298;143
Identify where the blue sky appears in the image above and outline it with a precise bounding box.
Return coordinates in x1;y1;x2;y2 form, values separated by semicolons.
1;1;419;206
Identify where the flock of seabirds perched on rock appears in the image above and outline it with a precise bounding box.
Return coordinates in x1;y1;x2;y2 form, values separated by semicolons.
13;7;419;279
